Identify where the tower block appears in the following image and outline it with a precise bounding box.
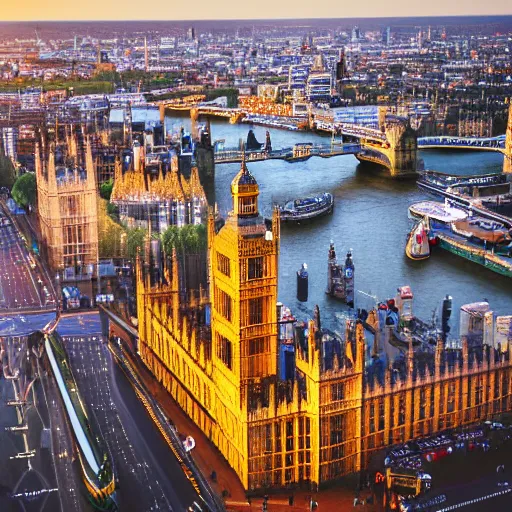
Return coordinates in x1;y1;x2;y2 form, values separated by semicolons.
504;101;512;174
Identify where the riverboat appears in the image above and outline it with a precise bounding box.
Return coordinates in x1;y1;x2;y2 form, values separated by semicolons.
417;170;509;199
409;200;512;278
280;193;334;222
436;234;512;278
408;200;468;224
406;219;430;260
451;218;511;245
362;286;444;350
285;143;313;163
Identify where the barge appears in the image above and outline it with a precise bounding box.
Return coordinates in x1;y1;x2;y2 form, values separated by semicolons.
408;200;512;278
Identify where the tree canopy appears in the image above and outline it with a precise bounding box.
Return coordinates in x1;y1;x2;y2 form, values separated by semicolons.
99;179;114;200
126;227;147;261
0;153;16;188
11;172;36;208
161;224;207;255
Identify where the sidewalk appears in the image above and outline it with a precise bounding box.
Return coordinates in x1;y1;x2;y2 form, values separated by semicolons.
123;345;381;511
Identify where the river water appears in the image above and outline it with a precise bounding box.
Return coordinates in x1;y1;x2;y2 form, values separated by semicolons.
166;115;512;333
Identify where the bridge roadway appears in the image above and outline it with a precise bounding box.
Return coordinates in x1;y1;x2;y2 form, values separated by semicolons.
214;142;361;164
56;314;206;512
417;135;506;152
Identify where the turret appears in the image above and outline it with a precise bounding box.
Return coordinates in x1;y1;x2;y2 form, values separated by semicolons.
344;250;355;308
230;153;259;217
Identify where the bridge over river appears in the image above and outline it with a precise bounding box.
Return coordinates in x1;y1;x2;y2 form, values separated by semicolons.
170;102;512;177
214;142;361;164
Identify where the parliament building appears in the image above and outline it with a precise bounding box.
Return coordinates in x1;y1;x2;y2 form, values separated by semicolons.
136;158;512;491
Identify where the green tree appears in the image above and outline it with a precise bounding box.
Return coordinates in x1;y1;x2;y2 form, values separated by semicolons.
161;225;182;255
0;153;16;188
99;179;114;200
126;227;147;261
161;224;207;255
11;172;36;208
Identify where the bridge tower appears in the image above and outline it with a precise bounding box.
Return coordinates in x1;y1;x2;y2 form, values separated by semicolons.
504;101;512;174
384;121;418;177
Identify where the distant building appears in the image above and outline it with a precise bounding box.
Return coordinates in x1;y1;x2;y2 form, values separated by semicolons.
351;26;361;43
306;73;332;103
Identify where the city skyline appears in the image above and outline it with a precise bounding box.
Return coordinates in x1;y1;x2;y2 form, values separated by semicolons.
3;1;512;22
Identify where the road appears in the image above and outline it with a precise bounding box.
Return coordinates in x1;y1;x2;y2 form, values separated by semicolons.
0;203;55;312
0;205;82;512
58;314;201;512
0;334;84;512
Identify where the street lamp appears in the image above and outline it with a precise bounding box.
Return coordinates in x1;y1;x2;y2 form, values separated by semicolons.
55;272;61;312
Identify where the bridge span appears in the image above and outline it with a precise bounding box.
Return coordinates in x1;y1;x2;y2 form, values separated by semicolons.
214;142;361;164
166;101;512;177
417;135;506;152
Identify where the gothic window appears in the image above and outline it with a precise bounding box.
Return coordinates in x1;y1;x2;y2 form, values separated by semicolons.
331;382;344;401
217;253;230;277
249;337;266;355
248;297;263;325
286;420;294;451
217;334;232;370
378;399;385;431
239;196;257;215
248;256;264;280
216;288;232;322
330;415;343;447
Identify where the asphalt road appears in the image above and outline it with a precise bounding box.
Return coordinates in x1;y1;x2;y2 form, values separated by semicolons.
59;314;201;512
0;204;55;313
0;222;41;310
0;336;82;512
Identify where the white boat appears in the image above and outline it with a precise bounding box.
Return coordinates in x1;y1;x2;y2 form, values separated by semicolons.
406;219;430;260
280;193;334;222
408;200;467;225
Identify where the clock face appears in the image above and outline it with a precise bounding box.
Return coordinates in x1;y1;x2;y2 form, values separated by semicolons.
345;268;353;279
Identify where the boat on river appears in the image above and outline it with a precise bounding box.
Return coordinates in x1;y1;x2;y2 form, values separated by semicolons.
280;193;334;222
409;200;512;278
406;219;430;260
417;170;509;199
285;143;314;163
451;218;511;244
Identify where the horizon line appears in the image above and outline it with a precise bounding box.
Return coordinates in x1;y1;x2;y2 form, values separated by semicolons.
2;13;512;24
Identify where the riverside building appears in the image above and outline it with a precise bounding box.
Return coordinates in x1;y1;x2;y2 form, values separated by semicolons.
135;158;512;492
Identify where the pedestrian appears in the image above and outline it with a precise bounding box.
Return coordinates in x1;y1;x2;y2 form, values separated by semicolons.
354;496;358;506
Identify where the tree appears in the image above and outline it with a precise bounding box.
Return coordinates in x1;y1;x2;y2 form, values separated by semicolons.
161;225;182;255
160;224;207;255
126;227;147;261
0;153;16;188
99;179;114;200
11;172;36;208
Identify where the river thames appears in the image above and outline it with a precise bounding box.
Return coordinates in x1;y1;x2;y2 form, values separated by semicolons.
167;115;512;334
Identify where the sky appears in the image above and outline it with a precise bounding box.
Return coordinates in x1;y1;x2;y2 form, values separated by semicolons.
3;1;512;22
